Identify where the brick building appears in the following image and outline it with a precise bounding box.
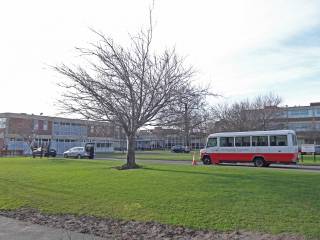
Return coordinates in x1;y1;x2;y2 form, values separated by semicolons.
0;113;117;155
0;112;207;155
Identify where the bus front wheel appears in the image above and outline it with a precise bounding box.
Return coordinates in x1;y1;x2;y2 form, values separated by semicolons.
254;157;265;167
202;156;211;165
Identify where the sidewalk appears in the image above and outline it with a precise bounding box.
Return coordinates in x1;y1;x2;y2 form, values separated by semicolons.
0;216;103;240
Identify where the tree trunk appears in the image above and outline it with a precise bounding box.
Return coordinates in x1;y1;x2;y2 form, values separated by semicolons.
125;134;137;169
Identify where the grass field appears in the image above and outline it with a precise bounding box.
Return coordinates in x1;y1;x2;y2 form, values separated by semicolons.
0;157;320;238
299;154;320;165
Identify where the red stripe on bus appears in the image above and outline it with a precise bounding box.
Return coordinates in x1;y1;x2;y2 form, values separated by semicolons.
208;153;297;164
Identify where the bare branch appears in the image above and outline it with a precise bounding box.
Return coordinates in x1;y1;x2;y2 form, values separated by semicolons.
54;9;200;168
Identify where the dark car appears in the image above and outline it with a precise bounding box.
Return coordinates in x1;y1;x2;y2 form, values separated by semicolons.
315;145;320;154
32;147;57;157
171;145;190;153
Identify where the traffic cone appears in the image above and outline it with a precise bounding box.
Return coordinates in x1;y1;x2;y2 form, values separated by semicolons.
192;152;197;166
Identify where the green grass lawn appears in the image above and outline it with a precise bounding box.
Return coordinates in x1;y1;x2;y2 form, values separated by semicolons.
96;150;198;161
299;154;320;165
0;157;320;238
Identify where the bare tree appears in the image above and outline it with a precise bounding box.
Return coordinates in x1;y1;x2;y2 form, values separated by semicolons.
211;100;252;132
251;93;282;130
54;12;193;169
211;93;282;132
157;85;213;147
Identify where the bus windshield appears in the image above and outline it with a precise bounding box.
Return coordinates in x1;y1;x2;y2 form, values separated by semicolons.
290;134;297;146
207;137;217;147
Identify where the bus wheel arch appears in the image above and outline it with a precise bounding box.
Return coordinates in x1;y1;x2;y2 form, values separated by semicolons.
202;155;212;165
253;156;266;167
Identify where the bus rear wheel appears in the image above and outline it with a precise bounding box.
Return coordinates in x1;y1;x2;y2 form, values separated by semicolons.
202;156;211;165
254;157;265;167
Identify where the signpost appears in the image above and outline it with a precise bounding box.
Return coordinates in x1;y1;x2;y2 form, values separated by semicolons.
301;144;316;162
301;144;315;153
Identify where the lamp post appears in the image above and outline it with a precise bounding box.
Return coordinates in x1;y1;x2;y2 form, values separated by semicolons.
286;105;289;129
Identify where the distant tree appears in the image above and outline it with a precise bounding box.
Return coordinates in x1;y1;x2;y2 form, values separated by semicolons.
157;84;214;147
54;11;194;169
11;121;37;154
251;93;282;130
14;131;37;156
211;93;282;132
211;100;252;132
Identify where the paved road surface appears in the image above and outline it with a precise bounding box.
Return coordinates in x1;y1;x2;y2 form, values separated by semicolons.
0;216;102;240
96;157;320;172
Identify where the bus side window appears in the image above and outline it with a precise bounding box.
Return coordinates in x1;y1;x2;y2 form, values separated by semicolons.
252;136;268;146
270;135;288;146
252;136;257;146
235;136;250;147
220;137;234;147
235;137;241;147
243;136;250;146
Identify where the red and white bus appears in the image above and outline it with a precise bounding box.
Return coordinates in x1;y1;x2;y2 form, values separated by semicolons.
200;130;298;167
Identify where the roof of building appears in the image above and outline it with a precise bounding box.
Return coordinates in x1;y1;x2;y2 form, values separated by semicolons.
0;112;110;126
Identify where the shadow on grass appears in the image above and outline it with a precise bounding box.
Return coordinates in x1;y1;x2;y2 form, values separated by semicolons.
142;166;222;177
0;177;76;196
140;166;284;184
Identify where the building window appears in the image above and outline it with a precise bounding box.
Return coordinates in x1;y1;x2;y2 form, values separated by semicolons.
315;108;320;116
33;120;39;130
288;122;312;131
288;109;311;117
43;120;48;130
0;118;6;128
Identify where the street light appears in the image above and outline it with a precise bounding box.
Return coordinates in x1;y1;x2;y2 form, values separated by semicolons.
286;105;289;129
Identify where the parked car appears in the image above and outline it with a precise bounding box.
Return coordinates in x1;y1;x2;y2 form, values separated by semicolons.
171;145;190;153
32;147;57;157
315;145;320;154
63;147;89;159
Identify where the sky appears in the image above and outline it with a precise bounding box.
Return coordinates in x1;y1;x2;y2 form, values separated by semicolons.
0;0;320;117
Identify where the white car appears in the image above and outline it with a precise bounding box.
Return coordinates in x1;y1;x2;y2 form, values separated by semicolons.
63;147;89;159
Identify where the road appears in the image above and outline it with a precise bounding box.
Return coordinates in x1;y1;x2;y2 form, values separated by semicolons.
96;157;320;172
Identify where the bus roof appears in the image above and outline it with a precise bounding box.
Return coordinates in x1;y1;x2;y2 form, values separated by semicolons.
208;130;296;138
